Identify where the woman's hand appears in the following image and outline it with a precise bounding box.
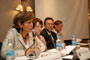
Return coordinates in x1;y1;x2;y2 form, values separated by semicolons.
25;47;39;56
25;48;33;56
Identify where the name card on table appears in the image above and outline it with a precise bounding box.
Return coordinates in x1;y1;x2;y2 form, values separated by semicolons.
76;48;90;60
34;52;62;60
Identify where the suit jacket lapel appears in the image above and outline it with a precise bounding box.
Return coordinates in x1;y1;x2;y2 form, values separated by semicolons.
17;33;27;49
45;29;56;47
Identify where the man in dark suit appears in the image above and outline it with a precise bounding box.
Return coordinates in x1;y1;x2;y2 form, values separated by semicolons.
41;17;57;49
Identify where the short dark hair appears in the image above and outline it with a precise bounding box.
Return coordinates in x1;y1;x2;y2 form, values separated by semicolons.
44;17;54;25
32;18;43;28
54;20;63;25
13;12;34;32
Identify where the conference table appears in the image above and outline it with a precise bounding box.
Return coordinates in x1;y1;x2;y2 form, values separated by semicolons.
15;45;78;60
1;43;89;60
15;43;90;60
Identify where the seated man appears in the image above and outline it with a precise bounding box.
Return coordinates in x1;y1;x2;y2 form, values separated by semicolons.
40;17;57;49
53;20;64;42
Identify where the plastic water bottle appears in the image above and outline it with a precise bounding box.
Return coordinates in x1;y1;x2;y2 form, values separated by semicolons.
56;35;62;51
6;40;15;60
72;35;77;45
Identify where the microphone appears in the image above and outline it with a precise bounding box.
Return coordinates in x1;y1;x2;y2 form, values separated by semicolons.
32;29;36;37
32;29;36;44
32;29;37;58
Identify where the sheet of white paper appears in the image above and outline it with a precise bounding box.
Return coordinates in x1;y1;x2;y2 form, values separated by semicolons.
35;52;62;60
15;56;30;60
76;48;90;60
46;49;57;52
62;55;73;59
65;45;76;54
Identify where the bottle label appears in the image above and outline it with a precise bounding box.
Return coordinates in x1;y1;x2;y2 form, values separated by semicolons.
56;43;62;47
6;49;15;56
72;41;77;45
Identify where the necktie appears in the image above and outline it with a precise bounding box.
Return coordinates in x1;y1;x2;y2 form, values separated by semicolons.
49;35;55;48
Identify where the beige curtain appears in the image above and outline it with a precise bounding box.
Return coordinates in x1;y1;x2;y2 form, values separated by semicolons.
35;0;89;40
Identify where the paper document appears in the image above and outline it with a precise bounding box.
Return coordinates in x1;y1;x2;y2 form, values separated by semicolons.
62;55;73;59
76;48;90;60
15;56;30;60
65;45;76;54
35;52;62;60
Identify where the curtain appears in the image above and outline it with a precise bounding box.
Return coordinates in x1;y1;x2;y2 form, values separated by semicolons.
35;0;89;40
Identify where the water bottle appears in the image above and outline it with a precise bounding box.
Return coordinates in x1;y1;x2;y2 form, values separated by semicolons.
72;35;77;45
6;40;15;60
56;35;62;51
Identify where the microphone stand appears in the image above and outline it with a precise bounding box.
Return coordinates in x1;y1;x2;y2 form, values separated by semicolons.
25;30;36;59
32;32;37;58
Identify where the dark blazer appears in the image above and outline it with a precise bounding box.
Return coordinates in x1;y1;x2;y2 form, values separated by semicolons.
40;29;57;49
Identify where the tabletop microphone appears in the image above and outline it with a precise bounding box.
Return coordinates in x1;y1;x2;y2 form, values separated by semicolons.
32;29;36;37
32;29;36;43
